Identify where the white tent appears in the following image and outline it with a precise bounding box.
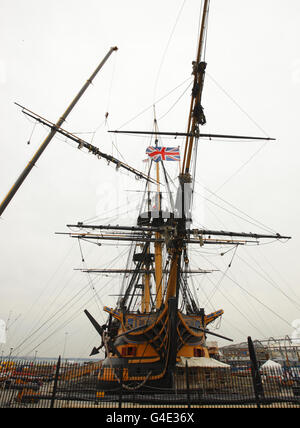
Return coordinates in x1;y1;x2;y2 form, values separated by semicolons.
260;359;282;372
177;357;230;368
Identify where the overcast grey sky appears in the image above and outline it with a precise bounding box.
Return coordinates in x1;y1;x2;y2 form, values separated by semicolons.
0;0;300;359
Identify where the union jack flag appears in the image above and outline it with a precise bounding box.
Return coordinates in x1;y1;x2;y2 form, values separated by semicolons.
146;146;180;162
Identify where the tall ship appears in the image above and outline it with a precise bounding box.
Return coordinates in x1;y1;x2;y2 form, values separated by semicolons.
63;1;290;389
0;1;291;390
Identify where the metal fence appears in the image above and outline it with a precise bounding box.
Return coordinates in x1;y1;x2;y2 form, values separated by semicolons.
1;359;300;409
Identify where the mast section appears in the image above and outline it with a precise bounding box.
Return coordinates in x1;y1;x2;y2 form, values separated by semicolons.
164;1;210;306
181;0;210;177
0;47;118;217
154;118;163;309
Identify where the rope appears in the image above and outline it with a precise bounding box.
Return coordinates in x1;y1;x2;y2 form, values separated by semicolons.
27;121;37;145
153;0;187;102
117;76;192;131
157;80;193;122
201;253;293;330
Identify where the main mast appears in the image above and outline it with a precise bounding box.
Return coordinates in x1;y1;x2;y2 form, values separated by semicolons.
181;0;209;177
164;0;210;305
153;118;163;310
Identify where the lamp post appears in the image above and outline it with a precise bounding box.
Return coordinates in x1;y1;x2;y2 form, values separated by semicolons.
62;332;68;362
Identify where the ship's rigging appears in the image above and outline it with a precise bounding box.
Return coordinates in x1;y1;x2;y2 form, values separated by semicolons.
52;0;290;388
0;0;293;388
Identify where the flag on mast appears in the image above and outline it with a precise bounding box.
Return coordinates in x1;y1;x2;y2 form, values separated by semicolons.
146;146;180;162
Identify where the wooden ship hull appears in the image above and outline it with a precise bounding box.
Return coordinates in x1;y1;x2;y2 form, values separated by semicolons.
88;304;225;389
